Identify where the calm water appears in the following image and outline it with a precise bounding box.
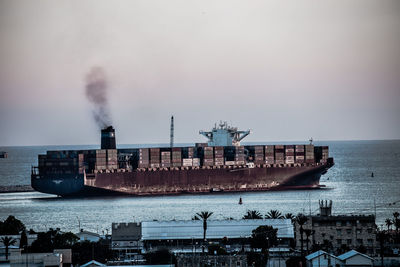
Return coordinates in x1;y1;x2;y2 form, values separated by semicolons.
1;141;399;234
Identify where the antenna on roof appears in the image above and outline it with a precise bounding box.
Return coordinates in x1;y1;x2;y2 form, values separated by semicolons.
309;137;313;145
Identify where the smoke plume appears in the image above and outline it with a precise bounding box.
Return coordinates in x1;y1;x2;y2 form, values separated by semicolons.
85;66;112;128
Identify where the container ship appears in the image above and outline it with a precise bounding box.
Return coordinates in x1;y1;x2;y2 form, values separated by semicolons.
31;122;334;197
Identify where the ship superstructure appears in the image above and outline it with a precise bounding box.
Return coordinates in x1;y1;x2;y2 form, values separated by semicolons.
31;123;334;197
199;121;251;146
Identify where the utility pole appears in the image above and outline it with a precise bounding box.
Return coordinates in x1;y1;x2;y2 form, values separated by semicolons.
170;116;174;148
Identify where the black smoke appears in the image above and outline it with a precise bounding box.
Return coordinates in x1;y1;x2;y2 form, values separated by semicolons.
85;67;112;128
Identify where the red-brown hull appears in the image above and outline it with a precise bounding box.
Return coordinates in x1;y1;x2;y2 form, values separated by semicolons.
83;163;330;196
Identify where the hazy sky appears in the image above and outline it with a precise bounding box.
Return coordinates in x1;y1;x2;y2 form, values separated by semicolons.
0;0;399;146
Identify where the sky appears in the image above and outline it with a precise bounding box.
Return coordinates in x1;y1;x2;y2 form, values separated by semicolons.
0;0;399;146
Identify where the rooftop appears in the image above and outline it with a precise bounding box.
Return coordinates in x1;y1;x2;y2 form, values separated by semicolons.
337;250;374;261
141;219;293;240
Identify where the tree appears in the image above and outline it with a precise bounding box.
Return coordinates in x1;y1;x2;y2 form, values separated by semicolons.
196;211;213;241
30;229;78;253
208;244;227;255
265;210;284;219
0;216;26;235
295;214;308;257
304;229;312;253
377;230;387;267
250;225;278;254
243;210;263;219
72;240;116;265
1;236;16;260
393;212;399;232
385;218;393;231
144;249;175;265
20;230;28;249
285;213;295;221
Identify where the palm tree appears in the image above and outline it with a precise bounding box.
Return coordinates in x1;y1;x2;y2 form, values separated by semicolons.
1;236;16;260
394;212;399;232
304;229;312;253
385;218;393;231
196;211;213;241
265;210;284;219
285;213;295;220
296;214;308;257
243;210;263;219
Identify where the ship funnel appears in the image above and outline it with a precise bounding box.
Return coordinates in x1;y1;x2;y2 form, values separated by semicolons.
101;126;116;149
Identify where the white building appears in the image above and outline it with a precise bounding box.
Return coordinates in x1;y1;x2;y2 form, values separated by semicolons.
337;250;374;266
305;250;342;267
142;219;293;241
8;249;71;267
76;230;101;242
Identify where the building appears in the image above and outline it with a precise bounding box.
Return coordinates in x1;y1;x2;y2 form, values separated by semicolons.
111;223;142;261
80;260;106;267
141;219;294;252
337;250;374;266
9;249;71;267
295;201;377;255
76;230;101;242
176;254;247;267
305;250;342;267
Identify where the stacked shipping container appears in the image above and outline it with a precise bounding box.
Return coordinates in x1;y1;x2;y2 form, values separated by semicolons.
161;151;171;168
285;145;295;164
265;145;274;164
203;147;214;166
150;148;160;168
275;145;284;164
139;148;149;168
295;145;305;164
235;146;245;165
214;147;224;166
254;146;264;164
305;145;314;163
172;148;182;167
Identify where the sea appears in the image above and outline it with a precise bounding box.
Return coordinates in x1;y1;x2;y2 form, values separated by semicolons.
0;140;399;234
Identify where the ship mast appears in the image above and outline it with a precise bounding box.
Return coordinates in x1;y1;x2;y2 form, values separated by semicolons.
170;116;174;148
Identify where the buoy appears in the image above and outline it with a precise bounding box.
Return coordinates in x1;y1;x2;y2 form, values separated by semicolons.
239;197;243;205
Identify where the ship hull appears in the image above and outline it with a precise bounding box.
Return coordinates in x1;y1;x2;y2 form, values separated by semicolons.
32;163;331;197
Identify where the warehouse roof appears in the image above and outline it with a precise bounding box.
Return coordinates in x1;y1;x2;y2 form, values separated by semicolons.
141;219;293;240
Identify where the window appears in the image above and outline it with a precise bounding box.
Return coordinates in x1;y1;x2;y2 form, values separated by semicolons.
347;239;352;245
337;239;342;245
322;233;326;238
346;229;352;234
357;239;363;244
237;261;241;267
336;221;342;227
337;229;342;235
357;229;362;234
367;228;373;233
368;239;373;245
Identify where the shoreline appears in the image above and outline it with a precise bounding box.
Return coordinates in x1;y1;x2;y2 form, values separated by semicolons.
0;185;35;193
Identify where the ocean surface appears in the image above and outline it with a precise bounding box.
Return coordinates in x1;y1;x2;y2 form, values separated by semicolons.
1;140;399;234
